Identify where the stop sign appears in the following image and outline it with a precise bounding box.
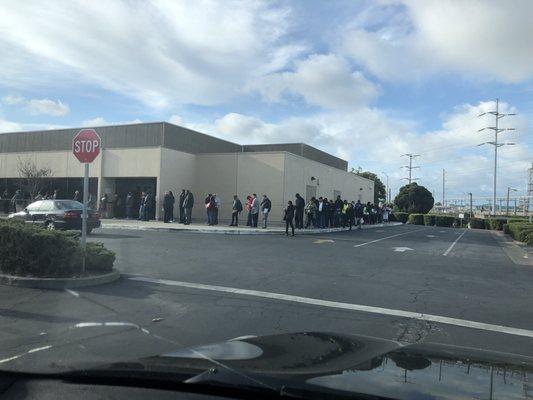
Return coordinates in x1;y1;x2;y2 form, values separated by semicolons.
72;129;101;163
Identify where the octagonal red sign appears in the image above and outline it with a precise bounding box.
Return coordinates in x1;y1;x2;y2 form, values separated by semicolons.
72;129;101;163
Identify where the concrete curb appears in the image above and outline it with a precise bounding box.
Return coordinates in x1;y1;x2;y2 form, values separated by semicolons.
100;222;403;235
0;269;121;289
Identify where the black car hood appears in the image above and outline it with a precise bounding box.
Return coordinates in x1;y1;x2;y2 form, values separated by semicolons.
1;328;532;399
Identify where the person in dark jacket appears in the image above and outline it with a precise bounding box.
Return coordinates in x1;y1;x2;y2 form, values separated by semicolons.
284;200;295;236
346;202;355;231
168;190;175;222
328;198;336;227
354;200;364;229
2;189;10;214
163;191;173;223
73;190;80;202
260;194;271;229
334;195;343;227
230;194;243;226
125;192;134;219
183;190;194;225
178;189;186;223
294;193;305;229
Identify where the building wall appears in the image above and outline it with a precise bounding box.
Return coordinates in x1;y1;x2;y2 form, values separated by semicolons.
283;152;374;207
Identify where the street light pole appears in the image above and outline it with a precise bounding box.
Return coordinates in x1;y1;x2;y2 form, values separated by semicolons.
468;192;473;217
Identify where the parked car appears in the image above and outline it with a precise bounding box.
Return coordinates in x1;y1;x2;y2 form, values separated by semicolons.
7;199;101;233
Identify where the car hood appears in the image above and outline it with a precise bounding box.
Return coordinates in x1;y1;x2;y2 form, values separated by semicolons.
1;328;532;399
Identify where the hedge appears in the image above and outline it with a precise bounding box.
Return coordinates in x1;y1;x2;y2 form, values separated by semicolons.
435;215;456;227
485;218;507;231
518;230;533;245
469;218;485;229
393;212;409;223
423;214;436;226
0;219;114;278
507;222;533;242
408;213;425;225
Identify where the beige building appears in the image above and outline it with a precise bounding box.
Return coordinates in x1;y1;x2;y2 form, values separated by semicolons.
0;122;374;221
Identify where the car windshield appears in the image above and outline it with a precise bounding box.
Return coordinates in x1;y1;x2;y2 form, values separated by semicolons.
0;2;532;400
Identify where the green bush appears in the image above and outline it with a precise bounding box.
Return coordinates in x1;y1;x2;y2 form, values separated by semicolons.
518;230;533;245
84;242;115;273
392;212;409;223
507;222;533;241
423;214;436;226
503;223;510;234
485;218;507;231
0;219;114;278
469;218;485;229
408;213;425;225
507;217;529;224
435;215;456;227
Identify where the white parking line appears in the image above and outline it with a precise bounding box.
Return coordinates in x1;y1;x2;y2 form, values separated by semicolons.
353;227;428;248
443;230;467;256
65;289;79;297
0;345;52;365
129;276;533;339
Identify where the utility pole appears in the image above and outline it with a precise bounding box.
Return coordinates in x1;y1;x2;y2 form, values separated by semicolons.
477;98;516;216
401;153;420;184
468;192;473;217
381;172;389;203
506;187;517;216
442;169;446;211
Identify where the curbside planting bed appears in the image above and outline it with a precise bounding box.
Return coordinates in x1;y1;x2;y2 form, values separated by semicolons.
0;219;119;288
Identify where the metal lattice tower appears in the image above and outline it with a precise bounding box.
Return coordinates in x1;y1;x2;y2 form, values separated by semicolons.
526;163;533;215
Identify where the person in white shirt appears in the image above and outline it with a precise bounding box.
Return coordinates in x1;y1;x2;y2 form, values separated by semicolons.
317;197;325;228
260;194;271;229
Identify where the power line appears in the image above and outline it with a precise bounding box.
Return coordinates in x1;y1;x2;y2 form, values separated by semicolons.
477;98;516;216
401;153;420;184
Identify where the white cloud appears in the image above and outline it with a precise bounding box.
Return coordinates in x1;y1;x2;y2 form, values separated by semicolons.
1;95;70;116
81;117;143;127
341;0;533;82
168;115;183;126
0;1;301;108
251;54;378;110
26;98;69;116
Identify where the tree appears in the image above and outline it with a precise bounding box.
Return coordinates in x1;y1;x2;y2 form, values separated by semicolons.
354;171;386;204
394;183;434;214
17;158;53;200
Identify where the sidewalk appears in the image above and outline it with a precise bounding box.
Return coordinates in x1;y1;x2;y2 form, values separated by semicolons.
100;219;402;235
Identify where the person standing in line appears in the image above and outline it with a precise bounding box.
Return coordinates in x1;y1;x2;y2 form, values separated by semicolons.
168;190;175;222
363;202;371;225
178;189;186;223
347;202;355;230
87;193;96;210
207;194;217;226
183;189;194;225
322;198;330;228
52;189;59;200
250;193;260;228
163;191;173;223
2;189;10;214
11;189;24;213
260;194;271;229
73;190;80;202
100;193;108;218
334;195;343;227
214;193;221;225
383;204;390;223
284;200;295;236
355;200;364;229
304;197;317;228
230;194;242;226
143;191;152;221
245;195;253;226
294;193;305;229
204;193;212;224
109;192;119;219
329;198;336;227
125;192;134;219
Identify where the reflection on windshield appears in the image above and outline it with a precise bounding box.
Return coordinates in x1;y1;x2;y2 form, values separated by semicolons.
308;350;532;400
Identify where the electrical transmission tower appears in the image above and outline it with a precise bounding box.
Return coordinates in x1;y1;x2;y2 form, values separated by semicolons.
477;98;516;216
526;163;533;216
401;153;420;184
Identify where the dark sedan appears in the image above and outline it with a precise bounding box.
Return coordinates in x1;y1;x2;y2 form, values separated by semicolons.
7;199;101;233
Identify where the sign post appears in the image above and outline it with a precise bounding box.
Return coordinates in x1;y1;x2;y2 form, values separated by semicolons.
72;129;101;272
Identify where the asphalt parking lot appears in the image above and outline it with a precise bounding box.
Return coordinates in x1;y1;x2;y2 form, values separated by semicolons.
1;224;533;370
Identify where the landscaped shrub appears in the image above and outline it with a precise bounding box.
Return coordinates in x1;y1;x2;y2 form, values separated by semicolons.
507;222;533;241
485;218;508;230
518;230;533;245
469;218;486;229
503;223;510;234
434;215;456;227
423;214;436;226
507;217;529;224
408;213;425;225
0;219;115;277
392;212;409;223
84;242;115;273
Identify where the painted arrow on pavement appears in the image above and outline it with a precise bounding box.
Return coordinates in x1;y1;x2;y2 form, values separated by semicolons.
392;247;413;252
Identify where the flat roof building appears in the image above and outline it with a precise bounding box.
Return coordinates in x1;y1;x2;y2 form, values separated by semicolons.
0;122;374;221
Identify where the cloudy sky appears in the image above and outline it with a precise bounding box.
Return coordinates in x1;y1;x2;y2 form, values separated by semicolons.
0;0;531;202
